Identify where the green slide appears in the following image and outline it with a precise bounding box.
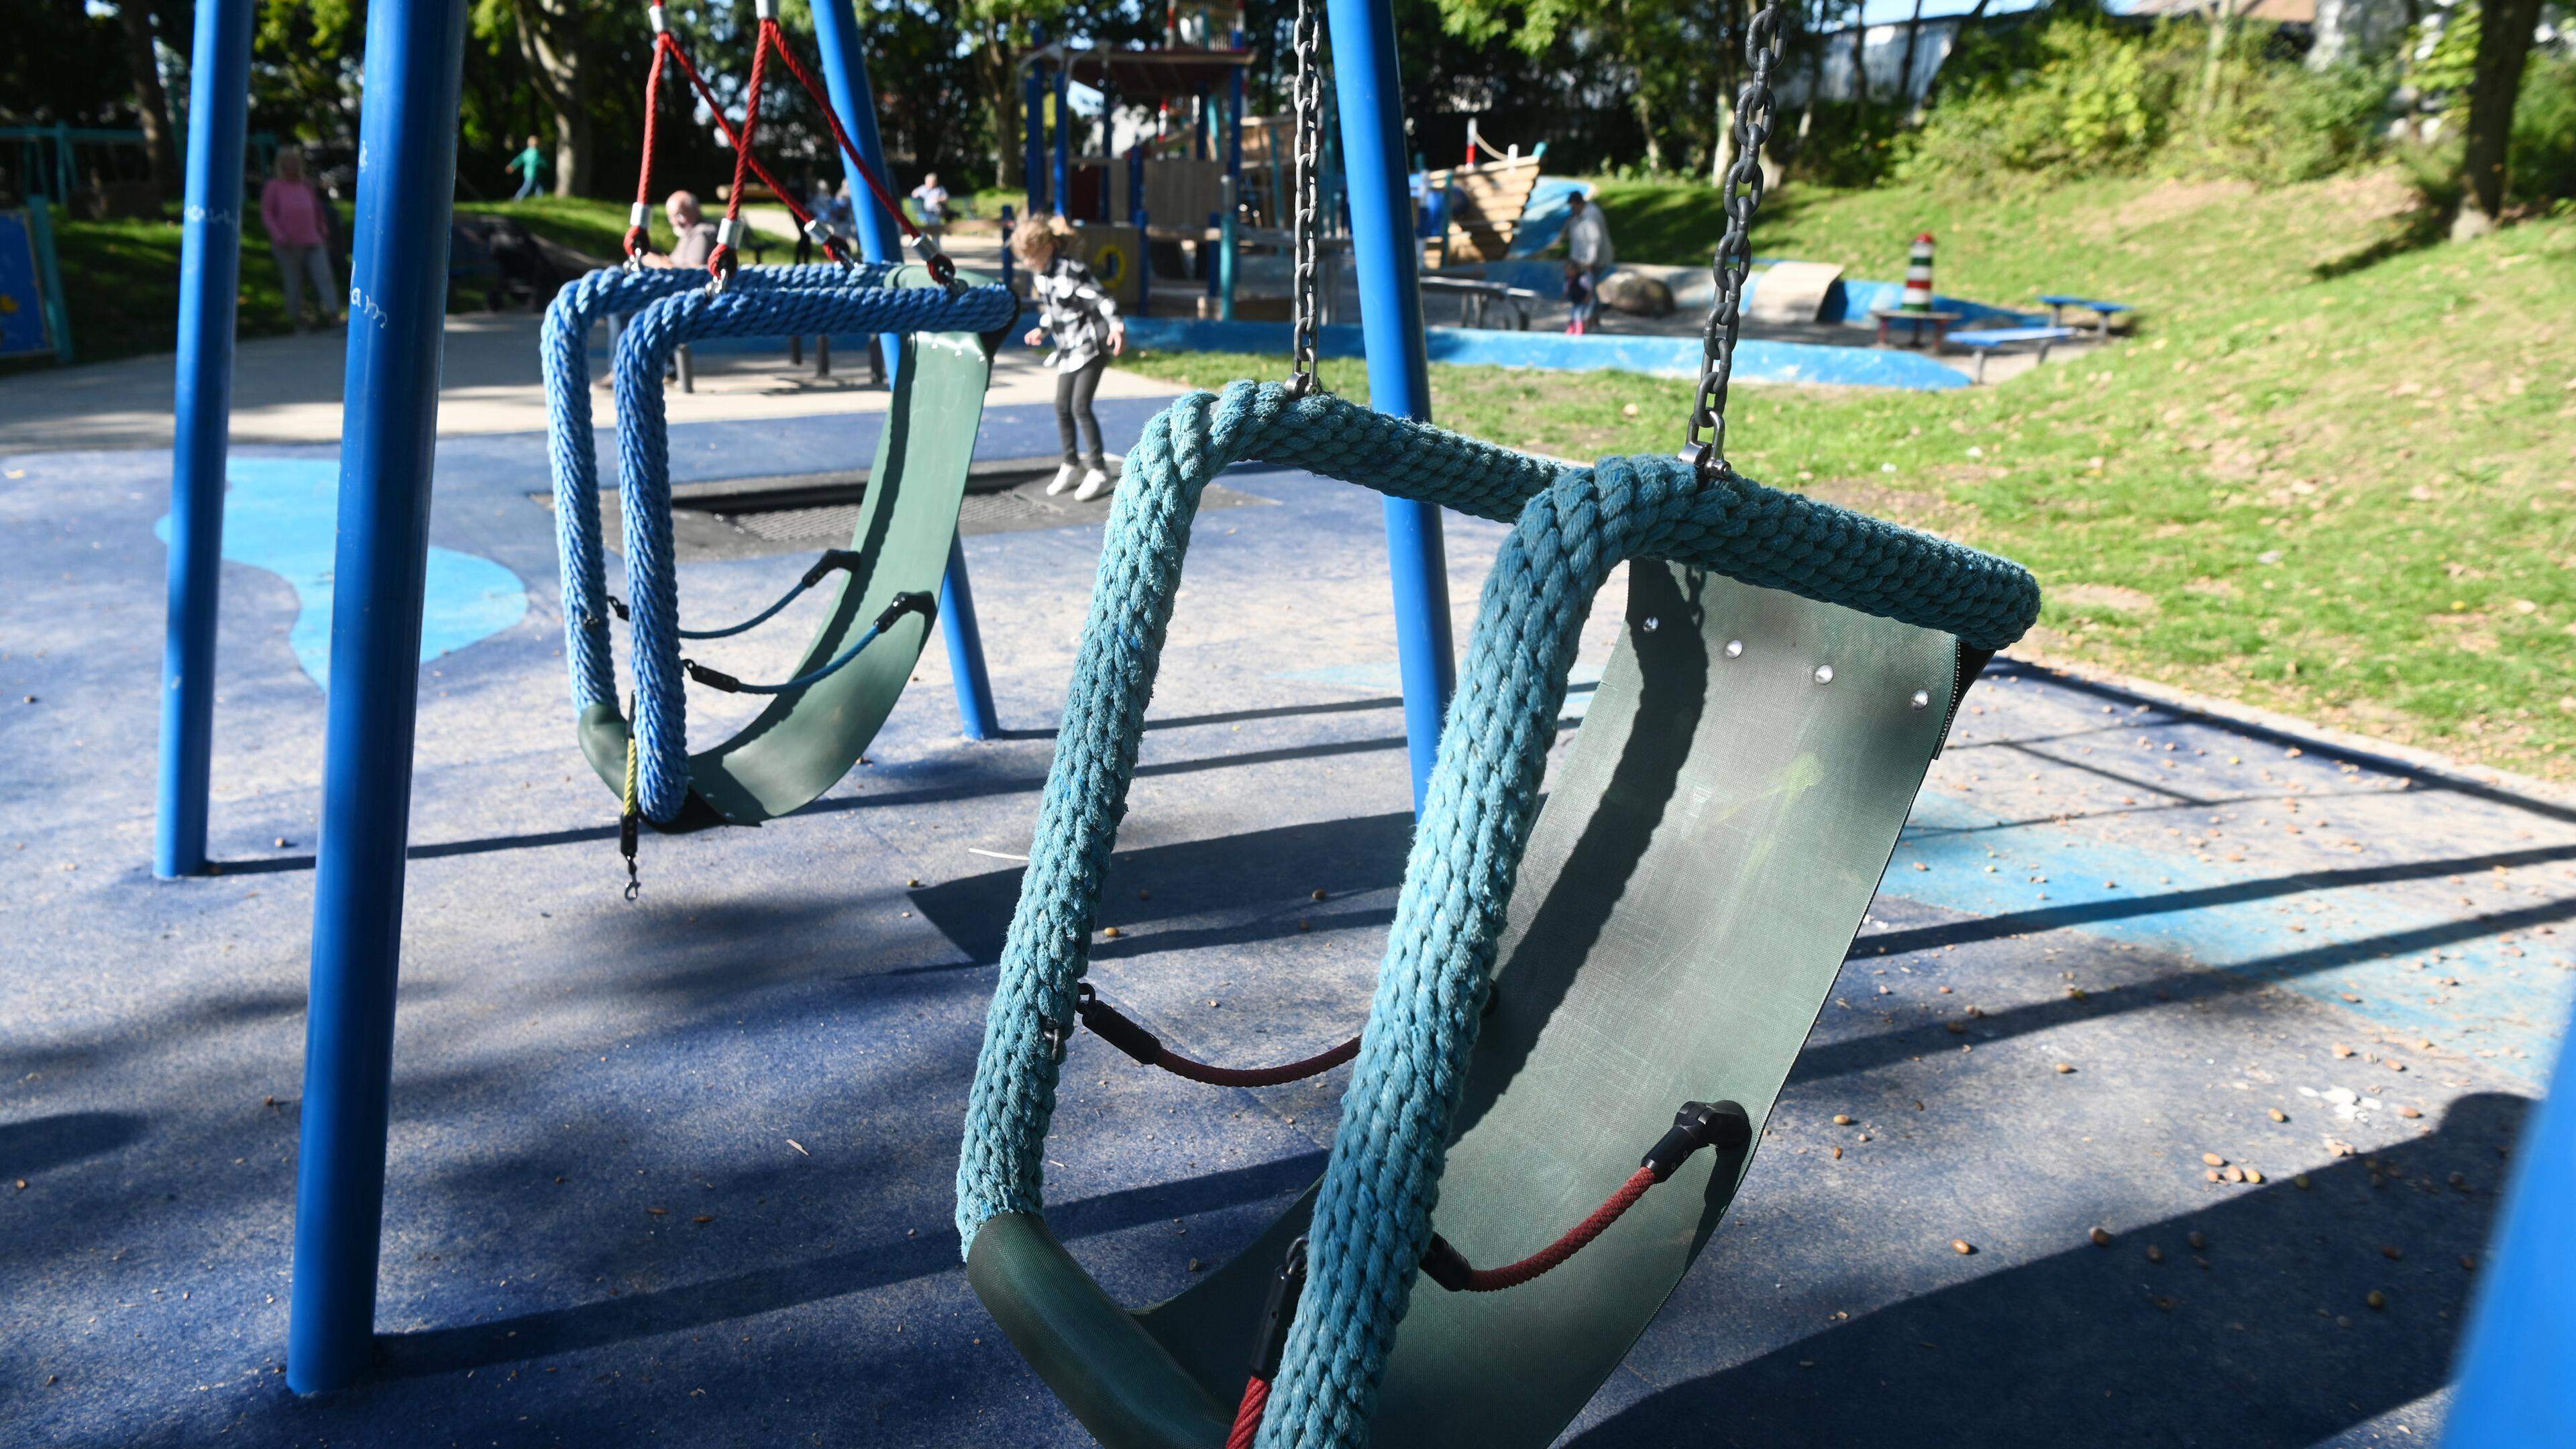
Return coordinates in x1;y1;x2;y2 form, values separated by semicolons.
969;563;1971;1446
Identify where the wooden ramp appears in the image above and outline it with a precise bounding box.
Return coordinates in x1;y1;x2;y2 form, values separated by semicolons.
1421;156;1546;268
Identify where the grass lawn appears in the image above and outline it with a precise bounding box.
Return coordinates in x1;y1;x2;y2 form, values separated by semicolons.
22;195;765;368
1119;171;2576;780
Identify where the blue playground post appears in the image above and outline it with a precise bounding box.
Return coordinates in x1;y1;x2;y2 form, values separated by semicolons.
286;0;470;1395
1023;59;1047;217
810;0;1001;741
1326;0;1454;816
1052;65;1071;220
154;0;256;880
2445;1018;2576;1445
1127;145;1145;225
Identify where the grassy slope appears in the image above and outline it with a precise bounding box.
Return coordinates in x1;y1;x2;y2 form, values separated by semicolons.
32;196;729;366
1118;172;2576;779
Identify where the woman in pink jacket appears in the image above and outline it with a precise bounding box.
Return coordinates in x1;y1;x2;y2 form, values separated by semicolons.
261;147;341;332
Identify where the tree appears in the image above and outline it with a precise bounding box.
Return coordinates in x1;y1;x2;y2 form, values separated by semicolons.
115;2;180;197
2454;0;2546;235
1894;0;1928;120
498;0;595;196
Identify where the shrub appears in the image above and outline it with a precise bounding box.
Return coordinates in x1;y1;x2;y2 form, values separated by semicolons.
1901;19;2176;182
2509;52;2576;207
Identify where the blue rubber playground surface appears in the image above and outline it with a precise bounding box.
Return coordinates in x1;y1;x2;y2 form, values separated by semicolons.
3;388;2571;1446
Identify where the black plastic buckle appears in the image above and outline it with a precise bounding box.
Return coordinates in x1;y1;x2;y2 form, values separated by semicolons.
802;549;864;590
1248;1236;1310;1379
1073;982;1163;1065
1642;1099;1752;1183
873;590;938;634
1419;1234;1473;1293
681;658;742;694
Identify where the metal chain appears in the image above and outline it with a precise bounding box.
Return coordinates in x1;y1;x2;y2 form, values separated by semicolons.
1285;0;1326;398
1687;2;1786;480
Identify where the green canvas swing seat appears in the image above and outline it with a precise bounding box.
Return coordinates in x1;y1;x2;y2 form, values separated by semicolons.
953;382;2041;1448
540;263;1015;828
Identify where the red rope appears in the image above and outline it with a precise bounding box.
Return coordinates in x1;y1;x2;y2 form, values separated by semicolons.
759;20;923;243
1452;1167;1658;1293
1154;1036;1359;1089
706;22;775;276
653;32;849;266
627;38;669;259
1225;1374;1271;1449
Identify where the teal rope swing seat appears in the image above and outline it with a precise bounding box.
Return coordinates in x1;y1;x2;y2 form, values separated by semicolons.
954;382;2040;1449
539;262;1016;828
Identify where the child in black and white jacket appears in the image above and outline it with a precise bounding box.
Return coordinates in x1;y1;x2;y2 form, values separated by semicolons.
1013;217;1127;502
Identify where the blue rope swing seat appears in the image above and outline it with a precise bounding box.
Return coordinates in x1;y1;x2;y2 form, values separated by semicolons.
955;382;2041;1448
539;263;1016;828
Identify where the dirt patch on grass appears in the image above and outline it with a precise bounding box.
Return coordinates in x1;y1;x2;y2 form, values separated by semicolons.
2098;179;2256;236
1798;475;1983;540
2056;583;2160;615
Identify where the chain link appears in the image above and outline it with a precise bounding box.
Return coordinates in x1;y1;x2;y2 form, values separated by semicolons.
1687;3;1786;480
1285;0;1326;398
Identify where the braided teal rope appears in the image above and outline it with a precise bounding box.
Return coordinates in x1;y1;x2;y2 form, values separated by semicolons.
540;262;895;714
953;384;2036;1302
614;280;1016;821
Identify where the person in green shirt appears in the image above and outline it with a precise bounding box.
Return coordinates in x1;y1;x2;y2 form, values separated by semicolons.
508;136;547;200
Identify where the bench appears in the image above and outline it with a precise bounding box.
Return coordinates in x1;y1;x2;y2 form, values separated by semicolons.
1949;325;2082;383
2037;294;2134;337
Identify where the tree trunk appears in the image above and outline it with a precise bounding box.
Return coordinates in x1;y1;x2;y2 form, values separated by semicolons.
2196;0;2239;119
2455;0;2544;233
1631;89;1665;174
1895;0;1927;121
979;28;1023;191
510;0;592;197
117;2;180;199
1850;4;1873;129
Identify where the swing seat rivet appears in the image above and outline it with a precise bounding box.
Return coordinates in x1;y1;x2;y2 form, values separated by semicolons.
1813;664;1835;686
1642;616;1660;633
1723;639;1744;659
1911;689;1931;710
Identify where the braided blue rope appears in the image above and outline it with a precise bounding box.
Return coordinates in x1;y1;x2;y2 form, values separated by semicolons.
541;262;896;714
951;382;2040;1447
614;280;1017;821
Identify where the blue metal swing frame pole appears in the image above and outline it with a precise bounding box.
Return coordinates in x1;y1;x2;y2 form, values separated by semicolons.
154;0;256;879
285;0;471;1394
1326;0;1454;814
809;0;1002;741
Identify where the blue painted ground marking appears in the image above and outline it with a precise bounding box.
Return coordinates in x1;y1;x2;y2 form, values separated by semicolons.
1882;788;2576;1087
153;456;527;688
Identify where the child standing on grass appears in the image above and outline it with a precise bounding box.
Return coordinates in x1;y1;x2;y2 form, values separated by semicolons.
1014;216;1126;502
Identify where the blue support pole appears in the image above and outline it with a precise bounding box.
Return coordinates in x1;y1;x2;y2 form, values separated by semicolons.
285;0;470;1395
1052;65;1071;219
938;535;1001;740
154;0;255;880
810;0;1001;741
2445;1018;2576;1446
1128;144;1145;224
1325;0;1453;816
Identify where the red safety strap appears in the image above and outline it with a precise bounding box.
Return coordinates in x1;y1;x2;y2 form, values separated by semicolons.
1225;1375;1271;1449
1075;985;1358;1089
1421;1167;1658;1292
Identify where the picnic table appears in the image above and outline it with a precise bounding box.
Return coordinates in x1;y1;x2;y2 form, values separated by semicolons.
2038;294;2135;337
1870;307;1961;350
1948;325;2082;383
1420;273;1543;330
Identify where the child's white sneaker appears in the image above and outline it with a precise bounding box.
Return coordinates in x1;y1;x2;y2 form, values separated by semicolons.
1073;467;1114;502
1046;462;1081;495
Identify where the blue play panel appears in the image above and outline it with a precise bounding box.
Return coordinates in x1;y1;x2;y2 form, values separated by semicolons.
2;397;2569;1446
